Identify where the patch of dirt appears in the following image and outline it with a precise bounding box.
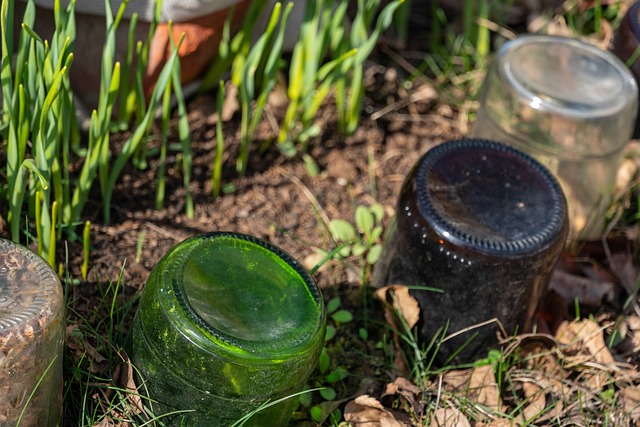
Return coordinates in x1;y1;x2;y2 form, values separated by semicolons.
75;77;459;292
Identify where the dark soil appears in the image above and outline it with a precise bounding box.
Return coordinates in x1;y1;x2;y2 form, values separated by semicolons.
74;71;461;299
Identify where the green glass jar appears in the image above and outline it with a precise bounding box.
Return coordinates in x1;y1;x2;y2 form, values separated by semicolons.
0;238;64;426
128;232;326;426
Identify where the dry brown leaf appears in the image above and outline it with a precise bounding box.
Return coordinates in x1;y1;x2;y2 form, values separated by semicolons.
374;285;419;377
382;377;421;416
92;418;118;427
511;371;569;418
430;406;471;427
521;382;546;422
383;377;420;401
469;365;501;411
442;369;472;391
548;270;615;309
116;353;145;416
344;395;406;427
620;315;640;355
620;386;640;421
440;366;500;411
518;341;560;373
556;319;615;389
65;324;108;373
375;285;420;329
383;377;420;395
555;319;615;365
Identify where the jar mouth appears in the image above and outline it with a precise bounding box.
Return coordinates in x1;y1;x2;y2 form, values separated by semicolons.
162;232;325;356
498;34;637;121
0;239;62;335
415;139;567;255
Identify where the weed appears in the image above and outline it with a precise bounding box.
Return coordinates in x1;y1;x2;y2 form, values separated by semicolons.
299;295;353;424
212;81;226;199
328;203;385;282
334;0;406;135
0;0;193;261
234;1;292;175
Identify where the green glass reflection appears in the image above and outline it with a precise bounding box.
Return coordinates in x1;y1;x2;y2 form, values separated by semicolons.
182;236;319;347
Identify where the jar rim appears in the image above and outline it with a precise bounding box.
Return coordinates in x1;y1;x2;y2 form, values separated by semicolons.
0;239;63;335
496;34;638;122
415;139;568;255
158;232;325;357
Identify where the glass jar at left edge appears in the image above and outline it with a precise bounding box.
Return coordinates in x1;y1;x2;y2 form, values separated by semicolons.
0;238;65;427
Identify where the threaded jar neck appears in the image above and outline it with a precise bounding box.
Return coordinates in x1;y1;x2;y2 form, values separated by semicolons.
414;139;567;256
159;232;325;357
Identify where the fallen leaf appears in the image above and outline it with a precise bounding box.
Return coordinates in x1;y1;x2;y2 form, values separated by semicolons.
375;285;420;377
382;377;421;416
375;285;420;329
556;319;615;389
469;365;500;411
556;319;615;365
430;405;471;427
619;315;640;355
65;324;107;374
382;377;421;399
92;418;118;427
442;369;472;391
619;386;640;421
548;270;615;309
521;381;546;422
116;352;144;416
344;395;406;427
441;366;500;411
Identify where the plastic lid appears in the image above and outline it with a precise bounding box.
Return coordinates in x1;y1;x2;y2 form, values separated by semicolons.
0;239;62;336
416;139;567;255
499;35;637;118
164;232;324;355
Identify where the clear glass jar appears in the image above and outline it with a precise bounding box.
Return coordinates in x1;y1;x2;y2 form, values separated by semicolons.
472;35;638;239
128;232;326;426
373;139;568;364
0;238;64;426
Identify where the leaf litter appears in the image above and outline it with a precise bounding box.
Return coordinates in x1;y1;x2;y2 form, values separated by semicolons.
351;193;640;426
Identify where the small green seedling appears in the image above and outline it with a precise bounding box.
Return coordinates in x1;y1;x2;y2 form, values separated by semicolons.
329;203;385;265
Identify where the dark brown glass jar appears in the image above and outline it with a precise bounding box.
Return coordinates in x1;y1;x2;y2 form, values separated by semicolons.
373;139;568;364
613;1;640;138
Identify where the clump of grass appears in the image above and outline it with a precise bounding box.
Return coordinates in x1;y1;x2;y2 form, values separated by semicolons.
0;0;193;261
277;0;405;155
234;1;293;175
1;0;75;264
